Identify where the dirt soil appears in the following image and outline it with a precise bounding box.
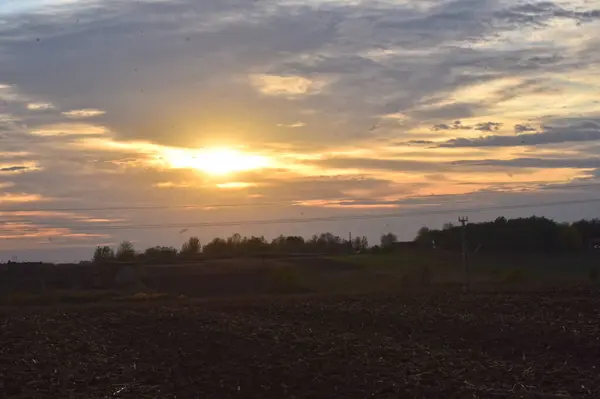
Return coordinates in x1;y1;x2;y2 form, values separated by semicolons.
1;288;600;398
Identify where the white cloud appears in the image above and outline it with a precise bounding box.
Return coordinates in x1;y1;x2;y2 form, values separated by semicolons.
30;123;108;136
249;74;330;96
62;108;106;118
27;102;54;110
277;122;306;128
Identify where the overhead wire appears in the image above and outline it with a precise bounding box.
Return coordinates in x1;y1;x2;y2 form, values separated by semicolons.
2;196;600;233
0;180;598;214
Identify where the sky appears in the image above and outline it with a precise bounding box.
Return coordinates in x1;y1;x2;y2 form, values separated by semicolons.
1;0;600;262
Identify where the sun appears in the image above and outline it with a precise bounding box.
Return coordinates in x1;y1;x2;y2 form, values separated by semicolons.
162;147;271;176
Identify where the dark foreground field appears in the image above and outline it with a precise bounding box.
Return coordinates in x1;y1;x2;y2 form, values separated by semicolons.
2;289;600;398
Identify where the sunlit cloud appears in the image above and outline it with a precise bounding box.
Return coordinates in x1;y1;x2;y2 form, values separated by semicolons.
30;123;108;136
249;74;330;96
0;230;109;240
295;199;400;209
154;181;194;189
27;102;54;110
71;217;127;223
381;113;409;122
0;210;75;218
0;162;40;174
277;122;306;128
0;83;25;102
77;138;274;176
62;108;106;118
0;193;45;204
216;182;256;189
161;147;272;176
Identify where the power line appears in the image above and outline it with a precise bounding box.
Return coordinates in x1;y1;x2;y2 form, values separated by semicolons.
3;196;600;234
0;199;310;213
1;180;598;214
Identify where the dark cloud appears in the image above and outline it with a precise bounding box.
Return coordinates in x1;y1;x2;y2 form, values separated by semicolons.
494;2;600;27
432;123;452;131
406;140;435;145
454;157;600;169
0;166;29;172
437;118;600;148
431;120;502;132
474;122;502;132
515;124;537;134
306;157;444;172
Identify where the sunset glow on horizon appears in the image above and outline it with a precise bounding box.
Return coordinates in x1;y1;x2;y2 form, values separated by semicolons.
1;0;600;260
160;147;272;176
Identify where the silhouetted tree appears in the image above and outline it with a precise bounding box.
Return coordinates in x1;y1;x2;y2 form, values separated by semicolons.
116;241;136;261
443;222;455;230
202;237;229;257
380;232;398;250
353;236;369;252
181;236;201;257
271;235;306;253
144;246;178;262
414;216;585;253
92;246;114;264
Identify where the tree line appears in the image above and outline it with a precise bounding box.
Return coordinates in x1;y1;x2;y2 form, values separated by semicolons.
92;232;374;263
415;216;600;253
92;216;600;263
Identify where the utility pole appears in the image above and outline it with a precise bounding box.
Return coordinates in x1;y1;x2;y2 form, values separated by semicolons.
349;232;353;253
458;216;469;292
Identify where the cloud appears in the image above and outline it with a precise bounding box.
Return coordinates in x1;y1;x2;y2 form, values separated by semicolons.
154;182;194;189
514;124;537;133
27;102;54;110
277;122;306;128
249;74;329;96
431;120;503;132
0;161;39;174
0;193;45;204
454;157;600;169
0;166;30;172
436;118;600;148
30;123;108;136
474;122;503;132
216;182;256;189
62;109;106;118
307;157;443;173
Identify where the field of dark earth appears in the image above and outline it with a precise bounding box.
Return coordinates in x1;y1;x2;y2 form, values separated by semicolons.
2;288;600;398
